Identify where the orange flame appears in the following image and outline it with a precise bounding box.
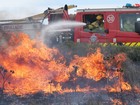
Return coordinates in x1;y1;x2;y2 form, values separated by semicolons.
0;33;70;95
70;48;106;81
111;99;123;105
0;33;132;95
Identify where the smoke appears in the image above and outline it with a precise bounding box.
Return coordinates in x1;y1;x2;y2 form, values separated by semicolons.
0;33;7;47
0;11;10;20
40;20;86;46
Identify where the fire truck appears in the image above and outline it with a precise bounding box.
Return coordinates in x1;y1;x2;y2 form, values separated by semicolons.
0;5;77;39
46;4;140;46
1;4;140;46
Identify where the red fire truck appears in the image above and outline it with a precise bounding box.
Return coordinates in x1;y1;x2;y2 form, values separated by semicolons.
1;4;140;46
46;4;140;46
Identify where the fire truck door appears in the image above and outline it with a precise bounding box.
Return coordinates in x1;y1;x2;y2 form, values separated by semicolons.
103;12;118;43
80;13;110;43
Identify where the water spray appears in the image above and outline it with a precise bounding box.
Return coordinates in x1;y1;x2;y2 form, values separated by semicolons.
40;20;86;46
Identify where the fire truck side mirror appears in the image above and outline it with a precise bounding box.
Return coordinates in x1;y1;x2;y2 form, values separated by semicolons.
104;29;109;34
135;21;140;34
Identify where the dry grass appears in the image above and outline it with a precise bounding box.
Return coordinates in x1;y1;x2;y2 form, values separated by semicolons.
56;42;140;88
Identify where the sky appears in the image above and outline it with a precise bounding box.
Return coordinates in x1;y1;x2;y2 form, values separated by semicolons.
0;0;139;19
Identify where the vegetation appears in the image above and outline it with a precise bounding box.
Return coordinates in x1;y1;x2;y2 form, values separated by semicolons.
0;42;140;105
56;42;140;62
56;42;140;88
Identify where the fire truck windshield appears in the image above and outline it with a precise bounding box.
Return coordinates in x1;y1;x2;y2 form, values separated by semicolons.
120;13;140;32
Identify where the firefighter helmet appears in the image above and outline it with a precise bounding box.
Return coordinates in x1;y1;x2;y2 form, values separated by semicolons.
96;15;102;20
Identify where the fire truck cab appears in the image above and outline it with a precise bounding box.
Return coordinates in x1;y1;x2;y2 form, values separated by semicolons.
73;5;140;45
49;4;140;46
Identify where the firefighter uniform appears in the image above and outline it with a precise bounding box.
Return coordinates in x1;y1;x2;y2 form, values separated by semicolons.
91;21;99;28
88;15;104;32
87;24;93;30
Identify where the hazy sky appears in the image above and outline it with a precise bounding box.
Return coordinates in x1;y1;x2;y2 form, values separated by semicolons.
0;0;139;19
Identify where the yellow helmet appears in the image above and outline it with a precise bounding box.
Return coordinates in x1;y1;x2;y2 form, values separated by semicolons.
96;15;102;20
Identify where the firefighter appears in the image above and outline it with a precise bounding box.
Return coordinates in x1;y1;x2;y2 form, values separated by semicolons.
88;24;94;30
123;18;135;32
84;21;92;32
88;15;104;32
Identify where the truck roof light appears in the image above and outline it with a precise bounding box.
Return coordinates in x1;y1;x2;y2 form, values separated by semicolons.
125;3;133;8
124;3;140;8
134;4;140;8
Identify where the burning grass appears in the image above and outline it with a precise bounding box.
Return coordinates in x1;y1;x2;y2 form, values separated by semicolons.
0;32;140;105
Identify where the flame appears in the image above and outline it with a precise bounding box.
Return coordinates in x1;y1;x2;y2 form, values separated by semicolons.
70;49;106;81
0;33;132;95
0;33;69;95
111;99;123;105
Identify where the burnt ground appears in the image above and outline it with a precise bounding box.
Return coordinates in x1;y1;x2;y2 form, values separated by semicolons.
1;39;140;105
0;91;140;105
